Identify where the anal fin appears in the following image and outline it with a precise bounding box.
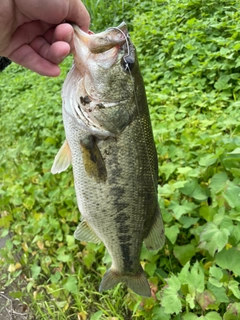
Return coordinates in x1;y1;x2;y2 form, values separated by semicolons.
80;135;107;182
144;207;165;251
74;220;101;244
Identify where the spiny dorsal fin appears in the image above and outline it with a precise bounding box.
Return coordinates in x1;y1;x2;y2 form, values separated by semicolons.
144;208;165;251
80;135;107;182
74;220;101;244
51;140;72;174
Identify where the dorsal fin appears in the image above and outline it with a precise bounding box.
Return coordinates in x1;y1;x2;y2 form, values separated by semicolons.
144;208;165;251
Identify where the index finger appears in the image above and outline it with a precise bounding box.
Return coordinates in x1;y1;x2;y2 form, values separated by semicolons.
17;0;90;32
66;0;90;32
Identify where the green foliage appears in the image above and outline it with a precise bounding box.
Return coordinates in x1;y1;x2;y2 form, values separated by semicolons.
1;0;240;319
84;0;136;31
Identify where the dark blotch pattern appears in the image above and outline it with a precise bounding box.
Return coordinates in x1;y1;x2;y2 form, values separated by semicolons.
96;103;105;109
80;95;92;106
110;186;134;270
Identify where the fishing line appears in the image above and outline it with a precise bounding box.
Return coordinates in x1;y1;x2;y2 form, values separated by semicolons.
106;27;130;53
108;27;159;194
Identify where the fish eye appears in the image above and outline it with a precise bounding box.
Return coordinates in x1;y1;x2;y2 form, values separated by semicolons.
121;56;134;73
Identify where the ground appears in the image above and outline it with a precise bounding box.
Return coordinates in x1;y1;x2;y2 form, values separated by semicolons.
0;234;31;320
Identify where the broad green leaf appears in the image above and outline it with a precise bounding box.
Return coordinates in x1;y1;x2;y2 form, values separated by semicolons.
83;250;96;269
183;313;199;320
214;75;230;91
178;261;191;285
0;214;13;229
0;229;8;237
145;262;156;277
165;225;180;244
159;184;174;196
31;264;41;280
173;244;195;266
63;276;78;295
209;172;228;194
230;168;240;177
160;162;177;180
177;167;193;175
223;303;240;320
56;254;71;262
196;290;216;311
186;293;195;309
169;200;197;220
188;262;205;294
90;311;103;320
209;266;223;288
199;154;217;167
199;223;229;256
230;224;240;245
152;306;171;320
180;178;208;201
174;180;189;189
199;206;215;222
66;235;75;247
23;196;35;210
50;271;61;284
178;262;204;294
140;245;157;262
215;248;240;276
200;312;222;320
207;283;229;304
161;275;182;314
167;274;182;291
222;159;240;175
179;216;199;228
222;151;240;173
223;183;240;209
209;266;223;281
229;148;240;154
228;280;240;299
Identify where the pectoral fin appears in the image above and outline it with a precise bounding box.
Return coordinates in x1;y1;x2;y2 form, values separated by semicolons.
51;140;72;174
80;135;107;182
144;208;165;251
74;220;101;244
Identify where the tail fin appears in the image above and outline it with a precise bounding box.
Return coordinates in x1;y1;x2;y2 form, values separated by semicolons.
99;268;151;297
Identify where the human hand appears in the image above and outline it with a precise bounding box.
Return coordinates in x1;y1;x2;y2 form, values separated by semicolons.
0;0;90;76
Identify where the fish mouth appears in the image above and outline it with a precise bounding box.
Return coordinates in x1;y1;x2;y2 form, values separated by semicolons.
72;22;135;69
73;22;128;54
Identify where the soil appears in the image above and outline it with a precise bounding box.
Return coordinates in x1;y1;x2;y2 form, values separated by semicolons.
0;233;32;320
0;289;28;320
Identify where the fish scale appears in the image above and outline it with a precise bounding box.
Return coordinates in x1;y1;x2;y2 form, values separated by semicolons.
51;22;165;297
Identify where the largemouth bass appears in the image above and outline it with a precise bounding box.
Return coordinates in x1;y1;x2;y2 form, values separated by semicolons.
51;22;165;297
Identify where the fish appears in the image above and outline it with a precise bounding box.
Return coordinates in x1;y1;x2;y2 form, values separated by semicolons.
51;22;165;297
